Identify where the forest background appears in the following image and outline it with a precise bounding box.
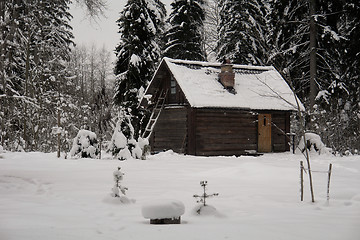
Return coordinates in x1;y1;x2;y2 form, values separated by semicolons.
0;0;358;156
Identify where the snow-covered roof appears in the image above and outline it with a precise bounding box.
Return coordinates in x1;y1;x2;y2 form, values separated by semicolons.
147;57;304;111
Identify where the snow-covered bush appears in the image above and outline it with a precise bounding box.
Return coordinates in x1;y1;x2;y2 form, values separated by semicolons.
298;132;332;155
70;129;100;158
108;116;133;160
108;110;147;160
138;137;150;160
131;142;142;159
10;138;25;152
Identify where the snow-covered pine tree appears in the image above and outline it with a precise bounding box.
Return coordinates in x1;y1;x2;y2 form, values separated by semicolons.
0;0;116;153
0;0;74;151
340;0;360;153
28;0;74;152
310;0;360;154
164;0;206;61
147;0;167;53
217;0;267;65
114;0;166;138
265;0;359;153
0;1;27;149
266;0;309;96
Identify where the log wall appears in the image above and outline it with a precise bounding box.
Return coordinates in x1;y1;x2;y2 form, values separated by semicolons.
193;109;258;156
271;112;291;152
152;106;188;153
151;106;291;156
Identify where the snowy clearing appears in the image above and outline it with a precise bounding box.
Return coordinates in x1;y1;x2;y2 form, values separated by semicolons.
0;151;359;240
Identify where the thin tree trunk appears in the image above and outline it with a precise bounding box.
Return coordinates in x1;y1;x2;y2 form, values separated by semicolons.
309;0;317;114
294;89;315;202
0;4;5;147
300;161;304;201
302;133;315;202
280;70;315;203
23;34;32;151
307;0;317;202
327;163;332;202
57;108;61;158
57;71;61;158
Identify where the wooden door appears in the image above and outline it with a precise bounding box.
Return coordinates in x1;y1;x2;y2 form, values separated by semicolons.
258;114;272;152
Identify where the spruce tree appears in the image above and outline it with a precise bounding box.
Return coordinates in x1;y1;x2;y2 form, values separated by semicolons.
266;0;359;153
0;1;25;148
114;0;166;138
24;0;73;152
267;0;308;95
217;0;267;65
164;0;206;61
215;0;359;153
311;0;360;153
0;0;74;151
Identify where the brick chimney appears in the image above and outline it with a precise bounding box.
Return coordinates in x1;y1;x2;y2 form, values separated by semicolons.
219;59;235;91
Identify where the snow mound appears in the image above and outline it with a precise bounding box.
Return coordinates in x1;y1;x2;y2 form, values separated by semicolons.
142;199;185;219
193;205;225;217
103;195;135;204
118;147;131;160
298;132;332;155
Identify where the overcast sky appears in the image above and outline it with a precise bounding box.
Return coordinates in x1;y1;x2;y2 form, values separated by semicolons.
69;1;172;59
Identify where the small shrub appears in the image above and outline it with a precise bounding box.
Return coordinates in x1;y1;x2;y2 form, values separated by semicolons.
69;129;100;158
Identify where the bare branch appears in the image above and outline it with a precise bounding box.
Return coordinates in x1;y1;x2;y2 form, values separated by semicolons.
73;0;107;19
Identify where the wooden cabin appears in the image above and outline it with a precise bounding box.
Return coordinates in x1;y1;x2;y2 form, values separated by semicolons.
140;58;304;156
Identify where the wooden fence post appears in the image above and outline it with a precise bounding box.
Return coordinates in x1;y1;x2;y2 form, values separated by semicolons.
292;134;295;154
327;163;332;202
300;161;304;201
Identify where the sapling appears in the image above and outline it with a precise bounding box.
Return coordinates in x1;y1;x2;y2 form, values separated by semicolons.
193;181;219;214
112;167;128;197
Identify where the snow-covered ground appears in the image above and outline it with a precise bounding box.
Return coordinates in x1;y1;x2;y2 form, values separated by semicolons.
0;151;359;240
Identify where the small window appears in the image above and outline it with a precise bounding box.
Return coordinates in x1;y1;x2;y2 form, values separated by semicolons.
170;77;176;94
263;116;266;126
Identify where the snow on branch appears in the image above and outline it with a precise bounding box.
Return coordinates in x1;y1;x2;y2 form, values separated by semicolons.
1;95;40;109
